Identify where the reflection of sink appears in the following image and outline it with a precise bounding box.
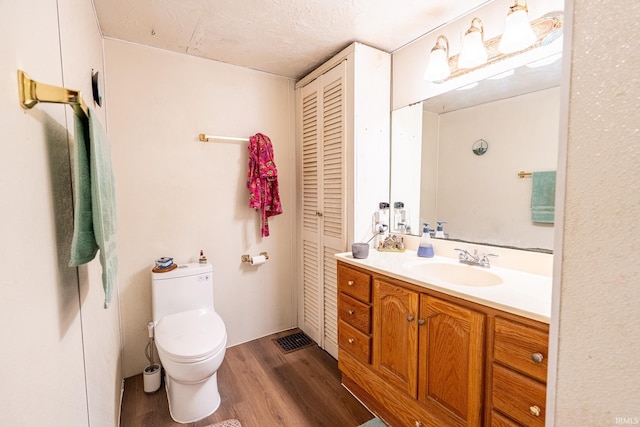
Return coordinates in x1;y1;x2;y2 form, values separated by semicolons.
405;262;503;287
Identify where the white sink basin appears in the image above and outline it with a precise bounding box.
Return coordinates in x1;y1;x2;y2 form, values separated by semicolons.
404;262;503;287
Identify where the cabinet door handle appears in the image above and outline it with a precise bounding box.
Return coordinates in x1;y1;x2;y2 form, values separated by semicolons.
407;315;415;322
348;309;355;315
316;211;323;217
531;352;544;363
417;319;425;325
529;405;541;417
348;338;355;344
414;421;422;427
348;280;354;286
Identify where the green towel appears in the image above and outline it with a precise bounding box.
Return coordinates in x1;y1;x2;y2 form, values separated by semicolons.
531;171;556;224
69;110;118;308
69;114;99;266
89;110;118;308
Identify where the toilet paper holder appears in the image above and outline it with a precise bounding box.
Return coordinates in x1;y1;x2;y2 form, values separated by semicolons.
241;252;269;263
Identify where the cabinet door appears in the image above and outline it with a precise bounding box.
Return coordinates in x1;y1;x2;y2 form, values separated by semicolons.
300;62;347;358
373;279;419;396
418;295;485;426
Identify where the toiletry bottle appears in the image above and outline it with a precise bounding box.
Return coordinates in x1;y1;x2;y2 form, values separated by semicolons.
199;250;207;264
435;221;447;239
417;223;435;258
375;202;390;245
374;202;390;234
393;202;405;233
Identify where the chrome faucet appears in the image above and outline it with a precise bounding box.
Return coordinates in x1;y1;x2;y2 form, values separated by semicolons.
454;248;498;268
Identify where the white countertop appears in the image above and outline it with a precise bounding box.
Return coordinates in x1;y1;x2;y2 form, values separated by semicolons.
335;249;552;323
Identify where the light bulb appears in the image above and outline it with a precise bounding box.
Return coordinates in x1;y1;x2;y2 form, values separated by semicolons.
458;18;488;69
424;35;451;82
499;2;537;54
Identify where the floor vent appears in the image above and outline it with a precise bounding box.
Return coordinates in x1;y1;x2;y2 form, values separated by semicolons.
273;331;315;353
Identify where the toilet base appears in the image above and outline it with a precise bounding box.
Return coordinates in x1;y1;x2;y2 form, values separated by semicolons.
165;372;221;423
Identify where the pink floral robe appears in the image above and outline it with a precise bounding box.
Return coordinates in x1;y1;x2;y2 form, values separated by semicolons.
247;133;283;237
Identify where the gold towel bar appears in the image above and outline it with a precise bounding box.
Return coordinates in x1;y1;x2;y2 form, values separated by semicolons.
199;133;250;143
18;70;88;117
518;171;532;178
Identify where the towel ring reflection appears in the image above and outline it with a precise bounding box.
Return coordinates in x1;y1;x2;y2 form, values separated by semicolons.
472;139;488;156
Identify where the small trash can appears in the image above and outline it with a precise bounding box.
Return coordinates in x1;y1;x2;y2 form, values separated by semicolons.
143;363;161;394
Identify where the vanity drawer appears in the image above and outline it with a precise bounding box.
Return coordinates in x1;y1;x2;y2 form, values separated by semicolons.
492;364;546;427
494;317;549;382
338;319;371;364
338;264;371;303
338;292;371;334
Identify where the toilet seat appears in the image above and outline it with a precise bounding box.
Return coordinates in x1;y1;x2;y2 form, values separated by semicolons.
155;308;226;363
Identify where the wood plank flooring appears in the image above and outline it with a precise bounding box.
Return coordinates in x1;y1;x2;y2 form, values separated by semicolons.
120;329;373;427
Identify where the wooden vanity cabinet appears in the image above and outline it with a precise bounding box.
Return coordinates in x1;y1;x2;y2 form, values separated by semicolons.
487;317;549;427
337;260;550;427
337;264;372;365
339;269;484;427
418;294;485;426
372;277;484;426
372;278;419;395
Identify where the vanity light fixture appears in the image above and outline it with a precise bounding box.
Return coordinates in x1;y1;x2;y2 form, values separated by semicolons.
424;35;451;82
423;12;563;83
498;0;537;54
458;18;488;69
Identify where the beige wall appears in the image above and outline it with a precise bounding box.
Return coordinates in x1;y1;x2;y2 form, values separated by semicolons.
103;39;297;377
550;0;640;424
0;0;122;425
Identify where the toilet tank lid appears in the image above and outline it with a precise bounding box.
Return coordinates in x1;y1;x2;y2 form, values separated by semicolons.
152;262;212;280
155;308;226;362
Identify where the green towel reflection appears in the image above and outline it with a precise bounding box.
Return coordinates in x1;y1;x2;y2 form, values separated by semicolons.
531;171;556;224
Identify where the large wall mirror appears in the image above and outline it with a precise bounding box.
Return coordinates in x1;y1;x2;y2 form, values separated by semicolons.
390;50;562;252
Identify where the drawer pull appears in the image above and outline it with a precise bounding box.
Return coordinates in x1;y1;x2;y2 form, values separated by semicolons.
407;315;415;322
348;309;355;315
531;352;544;363
348;280;355;286
415;421;422;427
529;405;541;417
348;338;355;344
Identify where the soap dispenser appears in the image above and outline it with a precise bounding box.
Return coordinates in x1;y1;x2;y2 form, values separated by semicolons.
417;223;435;258
435;221;447;239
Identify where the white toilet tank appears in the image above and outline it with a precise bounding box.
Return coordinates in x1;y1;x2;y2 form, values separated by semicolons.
152;263;214;322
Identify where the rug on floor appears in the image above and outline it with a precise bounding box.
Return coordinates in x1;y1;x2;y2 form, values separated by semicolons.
358;417;386;427
206;419;241;427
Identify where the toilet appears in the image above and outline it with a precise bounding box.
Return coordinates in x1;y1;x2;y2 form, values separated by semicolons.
151;263;227;423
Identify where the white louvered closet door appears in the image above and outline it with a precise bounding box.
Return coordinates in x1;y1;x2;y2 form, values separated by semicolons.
300;62;347;359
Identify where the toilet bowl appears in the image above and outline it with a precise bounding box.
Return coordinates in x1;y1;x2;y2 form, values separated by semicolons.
155;308;227;423
152;263;227;423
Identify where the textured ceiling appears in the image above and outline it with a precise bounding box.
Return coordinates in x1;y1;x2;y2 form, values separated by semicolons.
93;0;491;79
